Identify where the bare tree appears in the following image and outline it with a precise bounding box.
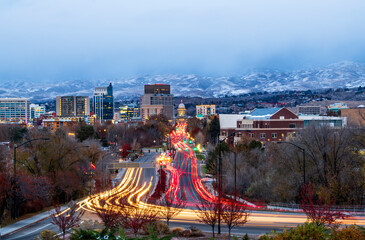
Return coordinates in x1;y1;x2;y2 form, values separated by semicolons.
51;201;85;239
158;192;186;226
222;199;249;239
94;197;124;229
195;197;220;238
122;203;161;236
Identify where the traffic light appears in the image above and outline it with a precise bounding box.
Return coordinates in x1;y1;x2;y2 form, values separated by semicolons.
189;140;192;144
168;152;172;156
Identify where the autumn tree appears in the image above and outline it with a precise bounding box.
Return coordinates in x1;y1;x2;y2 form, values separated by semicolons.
94;196;124;229
195;197;220;238
122;203;161;236
51;201;85;239
300;183;347;226
0;172;10;225
158;192;186;226
271;125;364;204
221;199;249;239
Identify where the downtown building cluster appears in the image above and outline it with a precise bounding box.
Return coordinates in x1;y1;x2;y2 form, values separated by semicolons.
1;82;364;146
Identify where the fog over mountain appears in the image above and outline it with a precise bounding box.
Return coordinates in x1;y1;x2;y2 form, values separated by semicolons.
1;61;364;101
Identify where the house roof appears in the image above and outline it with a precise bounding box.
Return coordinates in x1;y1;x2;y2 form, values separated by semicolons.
246;107;282;119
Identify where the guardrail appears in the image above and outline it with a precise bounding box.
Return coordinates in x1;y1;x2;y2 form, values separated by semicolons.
269;202;365;213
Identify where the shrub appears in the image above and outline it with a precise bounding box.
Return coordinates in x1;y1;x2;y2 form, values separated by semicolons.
170;227;185;236
181;229;192;237
79;220;104;230
70;228;117;240
242;233;250;240
143;221;170;235
34;230;59;240
189;226;205;237
259;222;330;240
331;225;365;240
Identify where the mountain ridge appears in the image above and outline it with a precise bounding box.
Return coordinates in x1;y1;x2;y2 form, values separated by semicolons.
1;61;365;101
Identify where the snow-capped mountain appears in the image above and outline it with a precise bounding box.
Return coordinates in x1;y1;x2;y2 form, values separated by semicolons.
1;61;365;101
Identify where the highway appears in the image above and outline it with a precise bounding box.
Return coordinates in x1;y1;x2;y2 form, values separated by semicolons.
1;153;158;240
3;127;365;239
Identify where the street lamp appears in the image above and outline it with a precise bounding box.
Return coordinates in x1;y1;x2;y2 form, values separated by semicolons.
12;137;50;219
217;129;251;234
277;141;306;186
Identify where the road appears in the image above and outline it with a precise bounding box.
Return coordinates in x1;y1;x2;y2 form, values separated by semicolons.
1;153;159;240
4;132;365;239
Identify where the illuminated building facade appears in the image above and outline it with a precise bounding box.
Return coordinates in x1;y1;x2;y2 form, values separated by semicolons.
30;104;46;120
141;84;173;121
0;98;30;124
56;96;90;117
93;83;114;121
219;108;304;144
196;105;216;118
119;104;140;120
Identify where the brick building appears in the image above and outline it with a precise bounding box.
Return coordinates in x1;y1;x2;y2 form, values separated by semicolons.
219;108;304;144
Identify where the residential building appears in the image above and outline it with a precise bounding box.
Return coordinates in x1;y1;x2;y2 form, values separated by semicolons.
30;104;46;120
141;84;173;121
0;98;30;124
93;83;114;121
56;96;90;117
196;105;216;118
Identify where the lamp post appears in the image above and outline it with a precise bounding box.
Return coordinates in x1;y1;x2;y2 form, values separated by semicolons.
12;137;50;219
217;129;250;234
100;151;120;190
277;141;306;186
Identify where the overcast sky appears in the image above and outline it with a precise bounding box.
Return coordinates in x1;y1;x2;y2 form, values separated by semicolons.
1;0;365;82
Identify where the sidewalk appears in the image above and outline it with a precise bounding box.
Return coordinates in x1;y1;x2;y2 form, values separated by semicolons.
0;206;67;237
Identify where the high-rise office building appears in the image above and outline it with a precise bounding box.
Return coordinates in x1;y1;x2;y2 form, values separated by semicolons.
93;83;114;121
56;96;90;117
0;98;30;124
141;84;174;121
30;104;46;119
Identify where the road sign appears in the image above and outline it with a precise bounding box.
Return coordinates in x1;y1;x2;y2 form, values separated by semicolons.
108;162;155;169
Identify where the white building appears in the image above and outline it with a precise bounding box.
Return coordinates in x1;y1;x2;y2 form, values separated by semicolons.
196;105;216;118
30;104;46;119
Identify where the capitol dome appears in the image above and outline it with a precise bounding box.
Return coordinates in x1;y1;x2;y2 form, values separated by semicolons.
178;102;186;109
177;100;186;118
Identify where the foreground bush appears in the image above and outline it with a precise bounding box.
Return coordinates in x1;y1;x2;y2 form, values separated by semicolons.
34;230;59;240
70;227;174;240
331;225;365;240
170;227;185;236
143;221;170;235
259;222;365;240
